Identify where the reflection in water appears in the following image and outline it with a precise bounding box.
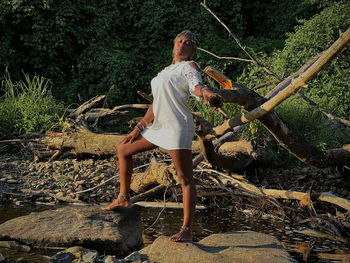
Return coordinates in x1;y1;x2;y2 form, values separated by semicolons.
140;207;350;263
0;203;349;262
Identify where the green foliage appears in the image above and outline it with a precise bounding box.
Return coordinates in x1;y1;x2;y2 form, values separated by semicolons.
1;0;349;168
0;0;244;106
235;2;350;166
274;1;350;120
0;71;65;134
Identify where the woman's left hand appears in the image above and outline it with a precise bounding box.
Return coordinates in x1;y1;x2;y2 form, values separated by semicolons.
202;88;213;105
202;88;224;109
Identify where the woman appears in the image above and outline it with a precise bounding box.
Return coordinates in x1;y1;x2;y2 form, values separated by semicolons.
103;30;216;242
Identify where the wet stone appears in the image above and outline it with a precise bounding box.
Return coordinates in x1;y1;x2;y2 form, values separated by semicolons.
47;252;76;263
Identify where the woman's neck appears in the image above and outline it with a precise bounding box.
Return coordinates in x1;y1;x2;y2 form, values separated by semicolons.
172;57;190;64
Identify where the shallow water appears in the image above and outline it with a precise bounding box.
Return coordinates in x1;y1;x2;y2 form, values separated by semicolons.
0;203;349;262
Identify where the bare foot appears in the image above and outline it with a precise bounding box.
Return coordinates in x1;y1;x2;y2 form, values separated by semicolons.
102;195;131;211
169;226;192;242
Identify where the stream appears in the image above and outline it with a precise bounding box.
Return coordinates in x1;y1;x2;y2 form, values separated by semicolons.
0;203;349;262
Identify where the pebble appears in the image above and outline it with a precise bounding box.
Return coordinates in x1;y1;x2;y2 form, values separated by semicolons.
7;179;18;184
47;252;76;263
124;251;142;261
103;255;119;263
82;251;99;263
0;241;31;252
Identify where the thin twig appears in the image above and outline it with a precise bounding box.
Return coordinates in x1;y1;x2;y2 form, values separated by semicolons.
253;81;277;90
200;2;281;80
143;185;169;232
197;47;253;62
297;90;350;127
201;2;350;130
73;163;150;194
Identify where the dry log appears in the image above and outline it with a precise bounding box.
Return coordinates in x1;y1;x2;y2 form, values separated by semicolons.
201;168;350;211
130;158;179;193
69;95;105;118
208;27;350;135
202;1;350;130
198;137;256;171
44;126;123;157
112;104;149;111
202;69;350;169
318;192;350;211
80;108;126;124
130;185;166;203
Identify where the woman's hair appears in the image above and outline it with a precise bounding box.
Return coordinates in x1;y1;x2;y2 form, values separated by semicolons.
174;30;199;48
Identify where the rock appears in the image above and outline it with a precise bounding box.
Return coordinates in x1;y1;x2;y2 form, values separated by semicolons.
0;205;143;256
65;246;99;262
103;255;118;263
140;231;297;263
0;241;31;252
49;246;99;263
82;251;99;263
47;252;77;263
16;258;28;263
124;251;142;261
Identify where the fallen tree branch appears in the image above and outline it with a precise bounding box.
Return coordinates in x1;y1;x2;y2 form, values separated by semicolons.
210;27;350;133
112;104;149;111
201;3;350;129
69;95;105;118
130;185;166;203
297;90;350;127
201;67;350;168
20;189;87;204
196;168;350;211
197;47;253;62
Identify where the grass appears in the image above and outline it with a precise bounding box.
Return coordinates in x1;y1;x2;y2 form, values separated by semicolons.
0;70;66;135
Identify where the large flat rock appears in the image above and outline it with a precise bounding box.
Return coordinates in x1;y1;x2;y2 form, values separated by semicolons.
140;231;297;263
0;205;142;256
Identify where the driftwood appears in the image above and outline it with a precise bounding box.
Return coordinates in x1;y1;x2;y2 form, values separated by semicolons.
219;27;350;129
3;189;87;204
200;63;350;169
43;125;123;157
200;168;350;211
130;158;179;193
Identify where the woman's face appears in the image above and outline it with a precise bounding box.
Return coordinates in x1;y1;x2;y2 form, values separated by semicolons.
173;35;196;61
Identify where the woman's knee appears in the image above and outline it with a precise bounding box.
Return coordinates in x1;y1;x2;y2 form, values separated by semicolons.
117;143;131;159
176;171;194;187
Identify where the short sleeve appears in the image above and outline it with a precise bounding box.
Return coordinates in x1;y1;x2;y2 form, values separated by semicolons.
183;61;202;98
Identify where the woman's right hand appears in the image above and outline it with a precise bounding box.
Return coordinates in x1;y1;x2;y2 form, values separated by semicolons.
121;128;140;144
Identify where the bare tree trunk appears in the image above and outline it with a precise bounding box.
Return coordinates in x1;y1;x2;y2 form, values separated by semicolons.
198;27;350;169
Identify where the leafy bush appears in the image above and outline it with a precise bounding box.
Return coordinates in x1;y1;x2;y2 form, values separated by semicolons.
0;0;245;106
0;71;65;134
234;2;350;166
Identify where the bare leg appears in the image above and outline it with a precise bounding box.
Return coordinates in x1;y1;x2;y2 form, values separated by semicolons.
169;149;196;242
102;135;157;210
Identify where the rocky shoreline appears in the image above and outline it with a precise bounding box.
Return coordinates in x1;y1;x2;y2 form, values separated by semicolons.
2;149;350;205
0;151;145;205
1;149;350;262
